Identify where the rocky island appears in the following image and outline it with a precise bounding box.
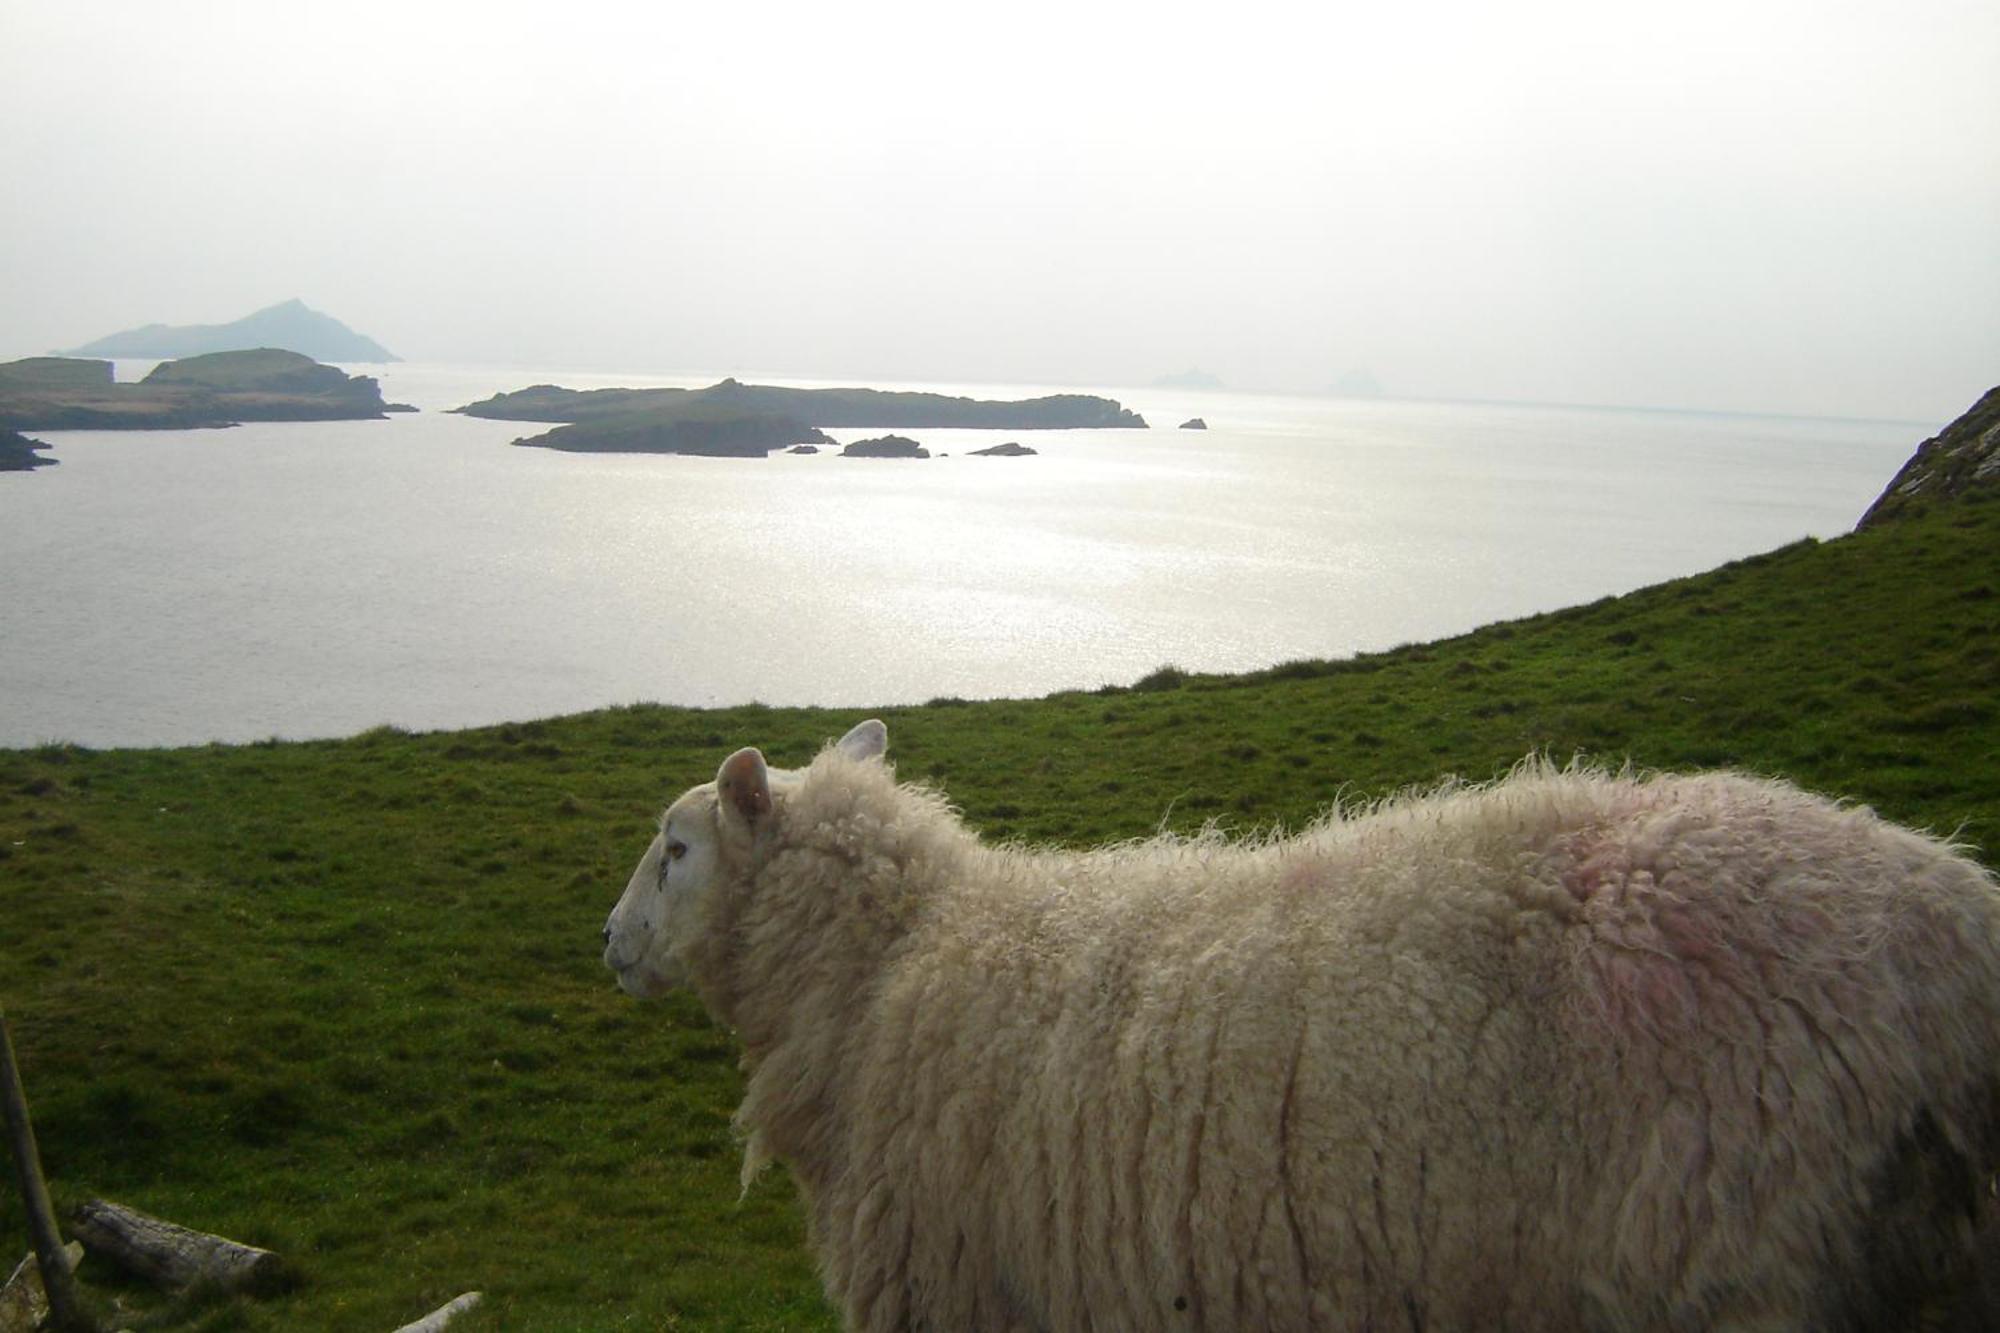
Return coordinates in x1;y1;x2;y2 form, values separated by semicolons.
0;428;57;471
841;435;930;459
0;350;414;431
60;298;399;362
969;441;1037;457
456;376;1147;457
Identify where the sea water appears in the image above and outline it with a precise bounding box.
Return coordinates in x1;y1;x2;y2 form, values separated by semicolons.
0;363;1922;748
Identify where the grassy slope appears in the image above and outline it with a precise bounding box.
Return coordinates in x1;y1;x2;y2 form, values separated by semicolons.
1;488;1996;1330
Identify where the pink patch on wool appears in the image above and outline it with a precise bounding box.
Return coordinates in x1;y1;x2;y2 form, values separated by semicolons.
1559;843;1629;904
1590;946;1703;1037
1560;831;1728;1040
1277;858;1333;902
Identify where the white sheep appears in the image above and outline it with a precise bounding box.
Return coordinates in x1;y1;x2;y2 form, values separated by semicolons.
602;720;2000;1331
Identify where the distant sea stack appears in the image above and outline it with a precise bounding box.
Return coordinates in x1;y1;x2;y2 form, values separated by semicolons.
1857;384;2000;530
1179;417;1208;430
60;299;399;363
0;349;413;430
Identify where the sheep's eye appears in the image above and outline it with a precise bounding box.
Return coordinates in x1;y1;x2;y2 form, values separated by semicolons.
666;840;688;861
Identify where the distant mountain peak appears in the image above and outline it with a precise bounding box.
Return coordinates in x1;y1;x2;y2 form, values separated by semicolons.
59;301;398;363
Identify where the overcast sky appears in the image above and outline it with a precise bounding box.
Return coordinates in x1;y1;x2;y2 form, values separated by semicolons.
4;0;1996;421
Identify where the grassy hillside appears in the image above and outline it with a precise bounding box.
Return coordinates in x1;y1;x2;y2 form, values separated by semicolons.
2;487;1996;1330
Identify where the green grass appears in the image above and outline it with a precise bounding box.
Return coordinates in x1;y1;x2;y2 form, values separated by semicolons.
2;489;1997;1329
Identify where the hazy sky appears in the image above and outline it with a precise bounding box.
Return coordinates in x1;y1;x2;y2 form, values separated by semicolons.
4;0;1996;420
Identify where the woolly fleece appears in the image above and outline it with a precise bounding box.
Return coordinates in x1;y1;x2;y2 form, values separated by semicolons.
605;730;2000;1331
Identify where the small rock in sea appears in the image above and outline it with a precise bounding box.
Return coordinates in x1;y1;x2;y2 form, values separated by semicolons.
788;444;820;454
969;441;1037;457
1179;417;1208;430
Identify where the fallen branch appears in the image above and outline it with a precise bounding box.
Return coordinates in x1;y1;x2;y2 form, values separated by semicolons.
391;1290;483;1332
69;1199;283;1295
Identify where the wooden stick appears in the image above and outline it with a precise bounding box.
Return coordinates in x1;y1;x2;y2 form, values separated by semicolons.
391;1291;483;1333
0;1009;97;1333
70;1199;283;1295
0;1242;83;1333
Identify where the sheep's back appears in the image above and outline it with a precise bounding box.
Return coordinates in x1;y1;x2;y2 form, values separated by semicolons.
829;767;2000;1330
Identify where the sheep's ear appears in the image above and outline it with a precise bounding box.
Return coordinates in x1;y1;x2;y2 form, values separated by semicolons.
836;719;888;762
716;747;772;825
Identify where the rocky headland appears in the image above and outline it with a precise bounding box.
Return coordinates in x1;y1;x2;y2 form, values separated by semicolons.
0;428;57;471
1858;384;2000;529
457;376;1147;457
0;350;413;431
60;298;399;362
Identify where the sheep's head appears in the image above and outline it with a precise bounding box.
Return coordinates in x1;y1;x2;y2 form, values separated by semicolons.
602;718;889;998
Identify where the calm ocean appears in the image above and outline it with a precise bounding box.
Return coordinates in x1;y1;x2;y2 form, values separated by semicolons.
0;363;1923;748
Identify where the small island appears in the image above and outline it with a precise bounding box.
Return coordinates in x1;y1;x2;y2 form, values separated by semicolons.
969;441;1037;457
841;435;930;459
0;350;413;431
1179;417;1208;430
0;428;57;471
457;376;1148;457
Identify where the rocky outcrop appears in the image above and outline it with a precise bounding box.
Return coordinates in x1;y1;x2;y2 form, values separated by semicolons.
60;299;399;362
841;435;930;459
0;429;57;471
969;441;1037;456
1179;417;1208;430
0;350;411;430
1857;385;2000;529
